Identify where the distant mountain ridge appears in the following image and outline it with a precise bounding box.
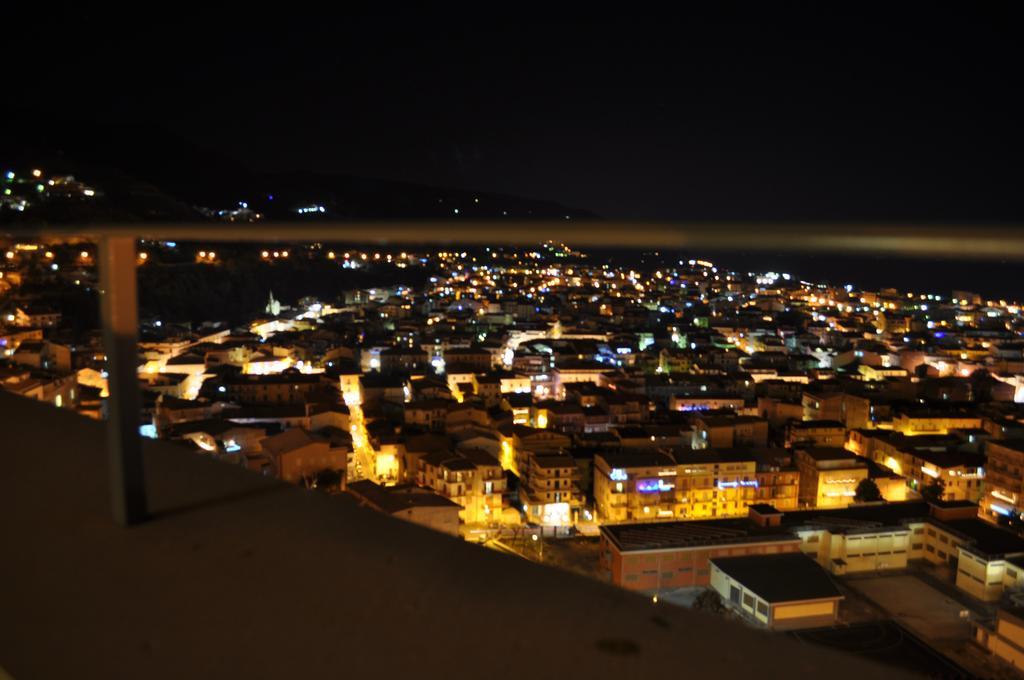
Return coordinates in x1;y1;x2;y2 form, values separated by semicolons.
1;113;596;224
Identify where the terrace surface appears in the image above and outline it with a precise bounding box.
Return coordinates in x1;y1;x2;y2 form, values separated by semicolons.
0;391;909;679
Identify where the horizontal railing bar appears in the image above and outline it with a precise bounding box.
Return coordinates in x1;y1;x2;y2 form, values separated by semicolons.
2;221;1024;259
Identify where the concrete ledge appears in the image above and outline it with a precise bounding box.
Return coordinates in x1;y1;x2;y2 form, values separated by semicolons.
0;392;908;679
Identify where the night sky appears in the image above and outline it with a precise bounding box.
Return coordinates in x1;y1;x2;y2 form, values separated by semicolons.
8;12;1024;222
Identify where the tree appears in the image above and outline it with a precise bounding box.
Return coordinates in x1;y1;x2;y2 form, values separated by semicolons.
693;589;726;615
921;478;946;504
854;478;883;503
313;469;343;493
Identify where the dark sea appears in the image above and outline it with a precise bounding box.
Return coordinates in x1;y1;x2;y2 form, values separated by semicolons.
599;248;1024;303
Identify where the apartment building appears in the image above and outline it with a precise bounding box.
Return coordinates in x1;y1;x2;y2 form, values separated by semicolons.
594;452;679;523
417;448;506;525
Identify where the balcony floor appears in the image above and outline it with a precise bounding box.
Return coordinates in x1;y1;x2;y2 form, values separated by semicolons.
0;392;906;679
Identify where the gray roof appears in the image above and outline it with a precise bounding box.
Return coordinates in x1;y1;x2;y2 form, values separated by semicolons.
710;553;843;604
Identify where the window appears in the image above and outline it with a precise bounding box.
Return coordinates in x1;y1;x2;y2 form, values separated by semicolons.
926;545;935;553
937;550;946;559
912;543;923;550
939;534;948;544
743;593;754;608
756;601;769;617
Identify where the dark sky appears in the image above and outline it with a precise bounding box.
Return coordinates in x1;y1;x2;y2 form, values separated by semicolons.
9;11;1024;220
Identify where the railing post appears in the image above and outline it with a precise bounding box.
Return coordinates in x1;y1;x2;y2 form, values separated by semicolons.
98;235;147;525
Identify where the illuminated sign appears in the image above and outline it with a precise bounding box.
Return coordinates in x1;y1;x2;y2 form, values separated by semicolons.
609;468;628;482
992;503;1012;517
541;502;571;526
636;479;675;493
992;490;1016;504
717;480;759;489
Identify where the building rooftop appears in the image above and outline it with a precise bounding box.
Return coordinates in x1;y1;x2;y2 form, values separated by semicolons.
941;519;1024;559
797;447;860;463
710;553;843;604
347;480;461;513
597;451;676;470
790;419;845;429
601;520;795;552
780;501;932;532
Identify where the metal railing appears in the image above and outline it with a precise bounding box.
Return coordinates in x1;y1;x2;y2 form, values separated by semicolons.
4;219;1023;526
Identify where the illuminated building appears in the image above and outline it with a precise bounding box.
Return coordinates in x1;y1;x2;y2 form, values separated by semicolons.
606;498;1024;607
786;419;846;448
758;396;805;428
852;430;985;502
532;400;586;433
613;425;688;449
594;452;679;523
168;420;270;457
416;448;506;526
709;553;843;630
674;451;759;519
669;394;744;412
444;402;492;432
496;372;532;395
442;347;493;371
9;339;72;373
12;305;61;328
948;518;1024;602
752;466;801;511
359;373;410;408
223;373;327;405
333;367;363;405
657;347;692;374
518;451;580;531
983;440;1024;522
244;352;295;375
794;448;868;508
891;409;984;435
690;414;768;450
0;364;77;409
259;428;351;485
403;399;450;433
858;364;909;381
975;608;1024;669
501;393;532;426
552;359;610;396
599;517;802;591
802;391;870;429
378;345;429;374
501;424;571;460
347;480;461;537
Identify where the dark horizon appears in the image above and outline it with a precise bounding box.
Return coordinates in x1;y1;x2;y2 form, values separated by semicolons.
6;12;1024;223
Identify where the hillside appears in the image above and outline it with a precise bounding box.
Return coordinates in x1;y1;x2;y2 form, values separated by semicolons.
0;114;595;224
